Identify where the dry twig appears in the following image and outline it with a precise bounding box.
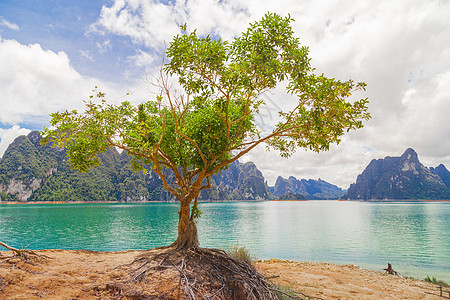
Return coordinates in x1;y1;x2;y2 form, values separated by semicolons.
0;241;51;262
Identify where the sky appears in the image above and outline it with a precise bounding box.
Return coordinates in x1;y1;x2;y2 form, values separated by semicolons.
0;0;449;189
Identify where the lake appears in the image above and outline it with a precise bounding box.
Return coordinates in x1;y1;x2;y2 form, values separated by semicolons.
0;200;449;282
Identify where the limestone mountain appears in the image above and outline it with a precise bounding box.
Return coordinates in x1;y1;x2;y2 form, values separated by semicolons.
0;131;271;202
0;131;132;202
346;148;450;200
272;176;346;200
114;155;272;202
0;131;64;201
430;164;450;189
198;161;271;201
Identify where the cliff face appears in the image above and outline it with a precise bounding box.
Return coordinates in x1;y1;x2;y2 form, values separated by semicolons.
0;131;131;202
272;176;346;200
430;164;450;189
198;161;271;201
0;131;62;202
0;132;271;202
0;177;42;201
346;148;450;200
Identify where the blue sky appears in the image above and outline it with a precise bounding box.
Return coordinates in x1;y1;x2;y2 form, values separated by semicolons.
0;0;149;86
0;0;449;188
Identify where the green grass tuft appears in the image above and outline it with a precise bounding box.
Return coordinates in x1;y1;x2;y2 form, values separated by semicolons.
224;245;318;299
225;244;255;264
424;275;449;287
269;283;297;299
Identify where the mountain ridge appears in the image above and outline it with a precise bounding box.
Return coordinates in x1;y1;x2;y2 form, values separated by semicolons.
346;148;450;200
272;176;346;200
2;132;448;202
0;131;281;202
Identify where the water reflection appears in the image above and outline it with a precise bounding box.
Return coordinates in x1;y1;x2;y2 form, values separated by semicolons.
197;201;449;281
368;203;449;271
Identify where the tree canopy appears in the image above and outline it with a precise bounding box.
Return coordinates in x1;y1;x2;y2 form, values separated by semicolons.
42;12;370;249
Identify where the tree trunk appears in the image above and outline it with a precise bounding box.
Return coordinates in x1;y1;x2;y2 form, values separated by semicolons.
170;198;199;249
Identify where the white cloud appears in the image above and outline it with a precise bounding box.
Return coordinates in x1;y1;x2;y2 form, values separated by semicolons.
0;37;118;126
90;0;252;49
0;17;19;31
0;125;31;158
79;49;94;61
95;39;112;53
241;134;376;188
2;0;447;189
90;0;182;49
127;49;155;68
0;37;142;160
88;0;450;188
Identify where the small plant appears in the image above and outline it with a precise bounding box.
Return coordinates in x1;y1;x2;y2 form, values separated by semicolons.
269;283;298;299
225;244;255;264
224;246;320;300
268;282;321;300
424;275;449;287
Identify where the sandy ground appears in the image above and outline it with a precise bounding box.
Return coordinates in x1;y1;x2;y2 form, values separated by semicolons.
0;249;446;299
256;259;447;300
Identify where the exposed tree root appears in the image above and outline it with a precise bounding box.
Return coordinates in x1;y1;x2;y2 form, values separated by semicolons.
0;241;51;263
0;242;319;299
91;246;277;299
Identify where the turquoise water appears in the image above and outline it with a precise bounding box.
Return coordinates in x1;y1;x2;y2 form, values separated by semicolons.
0;201;448;281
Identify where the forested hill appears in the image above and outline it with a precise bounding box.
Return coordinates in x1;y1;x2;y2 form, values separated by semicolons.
2;133;449;202
0;131;272;202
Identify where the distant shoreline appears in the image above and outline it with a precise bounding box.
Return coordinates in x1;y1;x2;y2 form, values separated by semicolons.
1;199;449;205
358;199;450;202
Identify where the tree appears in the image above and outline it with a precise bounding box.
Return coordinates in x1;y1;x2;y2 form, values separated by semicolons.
42;13;370;250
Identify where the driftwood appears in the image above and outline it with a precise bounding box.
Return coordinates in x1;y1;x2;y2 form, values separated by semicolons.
383;263;399;276
0;241;50;261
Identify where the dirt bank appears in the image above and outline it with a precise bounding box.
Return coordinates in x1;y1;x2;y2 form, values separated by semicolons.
0;250;444;299
256;259;444;299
